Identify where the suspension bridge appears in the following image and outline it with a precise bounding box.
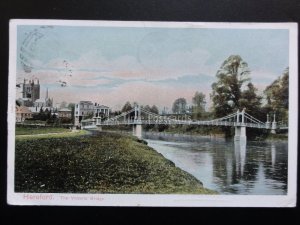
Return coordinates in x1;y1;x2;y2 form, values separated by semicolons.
81;105;288;141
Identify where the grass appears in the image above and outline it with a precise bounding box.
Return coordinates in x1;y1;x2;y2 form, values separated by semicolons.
16;129;89;140
16;126;71;135
15;132;216;194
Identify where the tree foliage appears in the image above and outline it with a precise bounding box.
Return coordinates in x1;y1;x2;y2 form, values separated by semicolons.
239;82;262;119
68;103;75;123
172;98;187;114
211;55;250;117
264;68;289;121
33;107;52;121
122;101;133;112
142;104;159;114
151;105;159;114
84;112;94;119
192;92;206;119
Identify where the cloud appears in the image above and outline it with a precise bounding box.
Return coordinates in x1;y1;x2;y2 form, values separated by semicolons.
17;62;279;112
34;46;216;81
250;69;281;93
17;69;116;88
42;80;213;111
251;69;281;82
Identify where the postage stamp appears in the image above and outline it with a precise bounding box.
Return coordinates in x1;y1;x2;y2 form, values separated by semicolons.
8;20;298;206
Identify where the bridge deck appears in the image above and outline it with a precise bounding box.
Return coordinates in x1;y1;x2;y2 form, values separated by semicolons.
93;120;287;129
82;108;288;130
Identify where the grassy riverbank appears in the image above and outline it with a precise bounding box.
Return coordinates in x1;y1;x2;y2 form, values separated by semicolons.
16;126;71;135
15;132;215;194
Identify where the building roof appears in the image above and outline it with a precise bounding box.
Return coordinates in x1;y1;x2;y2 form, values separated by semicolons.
35;98;46;103
16;106;32;114
95;105;110;109
28;106;54;113
79;101;93;104
58;108;72;112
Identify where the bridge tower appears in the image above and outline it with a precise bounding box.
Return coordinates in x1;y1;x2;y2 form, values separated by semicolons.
265;114;271;129
234;108;247;142
95;117;102;131
132;105;142;139
271;113;277;134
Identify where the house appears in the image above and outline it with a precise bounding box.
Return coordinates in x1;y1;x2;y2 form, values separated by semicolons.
58;108;72;118
74;101;94;126
74;101;110;127
16;106;33;122
94;104;110;118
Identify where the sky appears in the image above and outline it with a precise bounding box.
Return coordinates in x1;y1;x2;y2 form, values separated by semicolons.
16;25;289;111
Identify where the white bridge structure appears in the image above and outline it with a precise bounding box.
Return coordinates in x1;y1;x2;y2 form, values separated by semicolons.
81;105;287;141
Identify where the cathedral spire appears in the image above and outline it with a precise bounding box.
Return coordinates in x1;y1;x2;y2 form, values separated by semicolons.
46;88;48;99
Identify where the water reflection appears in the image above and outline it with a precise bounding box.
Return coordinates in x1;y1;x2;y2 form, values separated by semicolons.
271;143;276;168
146;135;288;195
234;141;246;176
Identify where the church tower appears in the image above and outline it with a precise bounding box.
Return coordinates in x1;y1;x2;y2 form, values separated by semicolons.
22;79;40;103
45;87;53;107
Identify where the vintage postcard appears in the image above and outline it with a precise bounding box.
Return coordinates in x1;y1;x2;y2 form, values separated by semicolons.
7;20;297;206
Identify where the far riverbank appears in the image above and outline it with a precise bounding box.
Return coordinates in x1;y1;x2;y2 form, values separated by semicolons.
143;131;288;143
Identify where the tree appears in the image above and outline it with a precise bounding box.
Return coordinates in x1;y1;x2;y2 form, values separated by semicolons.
68;103;75;123
211;55;250;117
85;112;94;119
192;92;206;119
39;106;44;114
122;101;133;112
142;105;151;112
239;82;262;119
44;108;51;120
151;105;159;114
264;67;289;121
172;98;187;114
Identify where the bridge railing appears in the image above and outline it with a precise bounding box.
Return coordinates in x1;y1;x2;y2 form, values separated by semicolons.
94;107;289;130
96;119;268;128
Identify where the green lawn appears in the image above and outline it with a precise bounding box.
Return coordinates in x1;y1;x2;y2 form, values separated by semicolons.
16;126;71;135
15;132;216;194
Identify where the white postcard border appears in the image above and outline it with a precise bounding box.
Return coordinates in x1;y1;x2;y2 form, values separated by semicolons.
7;19;298;207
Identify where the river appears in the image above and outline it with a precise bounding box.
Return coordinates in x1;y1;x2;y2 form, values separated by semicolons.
144;133;288;195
